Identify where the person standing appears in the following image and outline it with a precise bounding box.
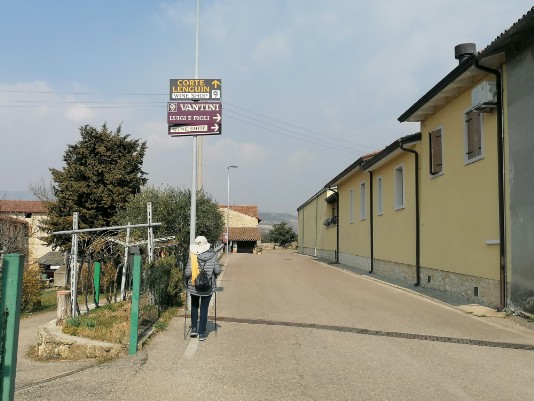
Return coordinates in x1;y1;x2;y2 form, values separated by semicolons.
184;236;221;341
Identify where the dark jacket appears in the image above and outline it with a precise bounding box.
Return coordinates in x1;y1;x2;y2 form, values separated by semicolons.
184;249;221;296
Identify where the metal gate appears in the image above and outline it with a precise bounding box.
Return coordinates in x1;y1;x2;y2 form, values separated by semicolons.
0;307;8;393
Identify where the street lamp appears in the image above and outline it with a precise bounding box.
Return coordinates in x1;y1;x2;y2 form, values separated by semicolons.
227;165;238;254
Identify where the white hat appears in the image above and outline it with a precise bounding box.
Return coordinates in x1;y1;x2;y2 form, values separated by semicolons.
190;236;210;254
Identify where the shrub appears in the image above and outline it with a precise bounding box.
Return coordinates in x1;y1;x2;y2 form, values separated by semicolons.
144;256;184;309
21;263;42;312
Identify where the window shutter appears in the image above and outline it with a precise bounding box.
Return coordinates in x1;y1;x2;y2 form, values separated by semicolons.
429;129;443;174
466;111;482;159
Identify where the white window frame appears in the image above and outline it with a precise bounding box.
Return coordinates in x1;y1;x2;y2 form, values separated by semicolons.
377;176;383;215
349;188;354;224
394;164;405;210
360;181;366;220
464;108;484;165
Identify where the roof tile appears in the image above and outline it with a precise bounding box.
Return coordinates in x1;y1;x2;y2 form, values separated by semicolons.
0;200;48;214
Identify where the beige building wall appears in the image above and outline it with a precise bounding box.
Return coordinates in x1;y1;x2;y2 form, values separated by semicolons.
371;152;418;266
2;211;50;263
337;171;371;259
419;76;500;281
299;198;319;252
226;209;258;228
298;190;336;261
28;214;50;261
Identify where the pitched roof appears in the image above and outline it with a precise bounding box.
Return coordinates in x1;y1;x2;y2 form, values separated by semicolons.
479;7;534;57
362;133;422;171
398;7;534;123
36;251;65;266
324;151;380;188
226;227;261;241
0;200;48;214
219;205;259;220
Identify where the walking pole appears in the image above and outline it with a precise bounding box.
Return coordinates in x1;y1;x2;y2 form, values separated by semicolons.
184;284;187;340
214;287;217;335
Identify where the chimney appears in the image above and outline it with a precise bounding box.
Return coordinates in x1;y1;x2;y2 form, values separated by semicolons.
454;43;476;63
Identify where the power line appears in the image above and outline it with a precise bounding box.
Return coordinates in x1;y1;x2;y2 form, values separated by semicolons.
224;115;362;155
0;89;375;154
224;102;376;151
224;109;368;154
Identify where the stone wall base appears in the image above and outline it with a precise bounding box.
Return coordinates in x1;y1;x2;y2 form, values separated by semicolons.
336;253;501;308
300;247;336;262
419;265;500;308
37;321;125;360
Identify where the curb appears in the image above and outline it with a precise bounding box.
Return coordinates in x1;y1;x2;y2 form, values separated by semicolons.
36;320;126;360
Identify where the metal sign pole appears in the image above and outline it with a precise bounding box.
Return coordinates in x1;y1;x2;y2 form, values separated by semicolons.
147;202;154;264
189;0;200;247
120;223;130;300
70;212;79;318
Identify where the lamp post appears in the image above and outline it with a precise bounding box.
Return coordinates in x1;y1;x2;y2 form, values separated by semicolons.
227;165;238;254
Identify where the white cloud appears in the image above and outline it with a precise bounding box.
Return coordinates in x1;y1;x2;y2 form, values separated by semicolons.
284;149;317;172
252;32;291;64
3;1;533;213
65;104;97;122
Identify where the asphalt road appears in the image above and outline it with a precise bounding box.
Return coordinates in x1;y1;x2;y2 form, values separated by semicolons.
15;250;534;400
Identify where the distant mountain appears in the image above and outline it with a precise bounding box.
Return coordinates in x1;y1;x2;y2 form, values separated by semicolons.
0;190;36;201
258;212;298;235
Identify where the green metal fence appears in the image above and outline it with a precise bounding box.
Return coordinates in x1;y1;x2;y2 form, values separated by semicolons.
1;254;24;401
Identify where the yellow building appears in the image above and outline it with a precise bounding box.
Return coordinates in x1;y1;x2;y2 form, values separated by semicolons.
298;8;534;311
298;188;338;261
0;200;51;263
218;205;261;253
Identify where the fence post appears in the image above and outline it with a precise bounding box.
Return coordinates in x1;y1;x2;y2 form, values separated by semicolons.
129;255;141;355
1;254;25;401
93;262;101;306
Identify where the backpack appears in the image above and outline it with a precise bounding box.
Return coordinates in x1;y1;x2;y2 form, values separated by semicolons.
194;259;212;292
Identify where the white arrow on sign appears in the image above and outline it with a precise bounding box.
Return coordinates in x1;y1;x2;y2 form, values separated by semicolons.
211;124;220;132
214;114;221;123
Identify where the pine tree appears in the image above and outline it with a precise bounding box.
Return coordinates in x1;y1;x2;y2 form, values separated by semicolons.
43;124;147;250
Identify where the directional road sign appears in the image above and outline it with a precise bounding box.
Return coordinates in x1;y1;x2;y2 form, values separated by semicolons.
167;102;222;125
167;101;222;137
169;78;222;100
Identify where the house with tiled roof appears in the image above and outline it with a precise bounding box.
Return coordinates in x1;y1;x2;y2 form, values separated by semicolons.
218;205;261;253
0;200;51;262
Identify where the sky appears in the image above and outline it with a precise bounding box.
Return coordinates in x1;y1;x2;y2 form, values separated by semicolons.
1;1;532;214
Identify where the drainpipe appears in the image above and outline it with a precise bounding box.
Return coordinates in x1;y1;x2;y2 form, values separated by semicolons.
474;60;506;310
315;195;318;258
399;142;421;286
369;171;374;274
328;187;340;264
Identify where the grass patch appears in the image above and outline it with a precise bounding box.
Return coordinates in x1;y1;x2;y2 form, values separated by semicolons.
61;300;179;345
154;307;179;331
22;288;58;317
63;302;131;344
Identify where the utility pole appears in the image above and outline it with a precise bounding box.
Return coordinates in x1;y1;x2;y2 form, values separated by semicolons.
190;0;201;246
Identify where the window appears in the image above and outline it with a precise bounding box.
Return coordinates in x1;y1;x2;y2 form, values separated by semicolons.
360;181;366;220
429;128;443;175
465;110;483;163
377;176;383;215
394;165;404;210
323;202;338;228
349;188;354;223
